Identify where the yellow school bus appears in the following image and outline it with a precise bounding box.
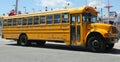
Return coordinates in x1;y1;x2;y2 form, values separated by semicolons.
2;6;118;52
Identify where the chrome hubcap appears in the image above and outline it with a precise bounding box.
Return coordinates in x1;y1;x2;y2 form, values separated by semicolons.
92;40;100;48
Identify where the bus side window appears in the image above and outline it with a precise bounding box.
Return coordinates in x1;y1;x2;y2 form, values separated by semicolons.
18;18;22;25
8;19;12;26
78;15;80;23
28;17;33;25
3;20;8;26
46;15;52;24
34;16;39;24
54;14;60;24
71;15;76;24
62;13;69;23
40;16;45;24
23;18;27;25
13;19;16;26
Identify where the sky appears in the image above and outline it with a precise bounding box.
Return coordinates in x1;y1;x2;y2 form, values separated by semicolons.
0;0;120;16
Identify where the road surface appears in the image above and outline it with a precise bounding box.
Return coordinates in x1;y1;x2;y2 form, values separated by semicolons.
0;38;120;62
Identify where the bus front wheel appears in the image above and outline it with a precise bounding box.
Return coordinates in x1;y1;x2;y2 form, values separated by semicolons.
105;43;114;51
87;36;105;52
18;35;31;46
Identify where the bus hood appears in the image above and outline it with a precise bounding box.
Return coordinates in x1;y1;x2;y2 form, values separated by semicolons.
90;23;111;31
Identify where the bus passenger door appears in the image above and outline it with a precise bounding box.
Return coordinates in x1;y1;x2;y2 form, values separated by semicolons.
70;14;81;45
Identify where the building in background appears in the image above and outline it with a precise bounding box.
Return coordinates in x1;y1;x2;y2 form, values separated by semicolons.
102;12;120;31
102;11;117;23
0;16;3;35
114;13;120;31
0;16;3;27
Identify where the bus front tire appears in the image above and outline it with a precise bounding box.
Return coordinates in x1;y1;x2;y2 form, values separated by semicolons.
87;36;105;52
105;43;114;51
18;35;31;46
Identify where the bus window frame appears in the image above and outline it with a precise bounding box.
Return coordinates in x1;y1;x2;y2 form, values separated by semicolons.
17;18;22;25
7;19;13;26
46;14;53;24
40;16;46;24
62;13;69;23
70;14;81;24
3;20;8;26
13;18;17;26
71;15;76;24
77;14;81;23
82;13;98;23
22;18;28;25
34;16;39;25
54;14;61;24
28;16;33;25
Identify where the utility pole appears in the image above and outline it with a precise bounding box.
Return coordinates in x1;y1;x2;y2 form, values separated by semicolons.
51;8;53;11
45;6;48;11
101;8;103;22
32;8;35;13
108;0;110;23
85;0;88;6
15;0;18;15
104;0;112;24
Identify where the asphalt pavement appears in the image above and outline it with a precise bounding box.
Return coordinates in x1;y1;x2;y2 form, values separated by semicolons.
0;38;120;62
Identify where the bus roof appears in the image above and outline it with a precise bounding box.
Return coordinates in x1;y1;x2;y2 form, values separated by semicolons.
3;6;97;19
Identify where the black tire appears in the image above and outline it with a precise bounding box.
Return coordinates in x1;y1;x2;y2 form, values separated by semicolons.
17;39;20;45
18;35;31;46
36;41;46;46
87;36;105;52
105;43;114;51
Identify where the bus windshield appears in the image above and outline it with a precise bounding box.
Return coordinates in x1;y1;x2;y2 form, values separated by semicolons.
82;13;98;23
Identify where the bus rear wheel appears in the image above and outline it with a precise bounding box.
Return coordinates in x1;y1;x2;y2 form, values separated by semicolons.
87;36;105;52
18;35;31;46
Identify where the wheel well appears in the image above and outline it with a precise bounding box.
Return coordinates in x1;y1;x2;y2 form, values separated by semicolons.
19;33;27;39
86;32;104;46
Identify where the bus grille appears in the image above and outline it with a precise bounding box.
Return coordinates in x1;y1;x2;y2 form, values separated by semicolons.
112;27;118;34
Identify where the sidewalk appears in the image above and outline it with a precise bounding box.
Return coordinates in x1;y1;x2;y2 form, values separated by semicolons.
0;37;12;42
114;39;120;48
